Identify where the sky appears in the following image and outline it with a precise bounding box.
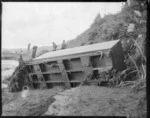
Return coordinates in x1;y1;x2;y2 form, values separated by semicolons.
2;2;124;49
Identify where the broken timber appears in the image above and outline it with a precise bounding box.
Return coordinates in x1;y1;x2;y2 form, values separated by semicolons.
23;40;126;89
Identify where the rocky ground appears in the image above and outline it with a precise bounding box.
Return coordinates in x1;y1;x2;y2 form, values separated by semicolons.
2;85;146;117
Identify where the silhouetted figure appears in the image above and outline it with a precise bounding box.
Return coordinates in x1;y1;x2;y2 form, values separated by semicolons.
52;42;57;51
61;40;67;50
19;54;24;66
31;46;38;59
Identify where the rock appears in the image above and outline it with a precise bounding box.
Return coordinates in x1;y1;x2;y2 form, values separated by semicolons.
127;0;134;6
134;10;141;17
138;34;142;39
43;88;77;116
127;23;135;33
127;0;131;6
140;20;146;24
21;89;29;98
141;1;147;7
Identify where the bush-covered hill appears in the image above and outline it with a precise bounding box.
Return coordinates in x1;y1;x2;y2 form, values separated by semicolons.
66;0;146;71
67;0;146;51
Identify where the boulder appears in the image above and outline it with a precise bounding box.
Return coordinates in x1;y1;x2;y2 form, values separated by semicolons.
138;34;142;39
127;23;135;33
134;10;141;17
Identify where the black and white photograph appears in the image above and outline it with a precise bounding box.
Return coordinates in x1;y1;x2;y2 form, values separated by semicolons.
2;1;147;117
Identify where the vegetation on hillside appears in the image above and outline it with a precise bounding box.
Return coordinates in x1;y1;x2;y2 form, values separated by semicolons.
68;0;146;77
67;1;146;50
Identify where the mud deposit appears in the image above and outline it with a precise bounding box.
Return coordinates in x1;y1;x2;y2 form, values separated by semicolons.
2;87;64;116
2;85;146;117
44;86;146;117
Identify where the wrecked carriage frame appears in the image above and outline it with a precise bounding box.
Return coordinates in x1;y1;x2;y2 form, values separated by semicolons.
21;40;126;90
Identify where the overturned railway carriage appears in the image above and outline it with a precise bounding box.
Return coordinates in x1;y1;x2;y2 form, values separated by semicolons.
24;40;126;89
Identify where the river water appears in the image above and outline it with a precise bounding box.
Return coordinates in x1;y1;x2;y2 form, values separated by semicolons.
2;60;19;88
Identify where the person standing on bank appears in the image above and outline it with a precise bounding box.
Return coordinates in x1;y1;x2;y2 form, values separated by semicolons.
61;40;67;49
52;42;57;51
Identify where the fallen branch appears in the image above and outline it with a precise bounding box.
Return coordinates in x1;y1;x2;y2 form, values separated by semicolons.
127;53;141;79
131;80;146;92
126;70;137;76
117;81;138;88
120;67;133;75
130;38;146;62
117;81;124;87
141;64;146;81
123;82;135;87
124;81;138;84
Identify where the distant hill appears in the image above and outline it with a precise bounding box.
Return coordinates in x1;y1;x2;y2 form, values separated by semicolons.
2;45;62;60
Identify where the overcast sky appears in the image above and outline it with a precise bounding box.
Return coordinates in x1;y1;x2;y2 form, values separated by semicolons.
2;2;124;49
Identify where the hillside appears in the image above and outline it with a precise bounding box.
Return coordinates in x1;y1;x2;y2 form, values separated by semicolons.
66;0;146;59
65;0;146;74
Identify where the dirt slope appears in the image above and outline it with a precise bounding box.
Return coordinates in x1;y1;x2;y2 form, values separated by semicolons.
2;87;64;116
44;86;146;117
2;84;146;117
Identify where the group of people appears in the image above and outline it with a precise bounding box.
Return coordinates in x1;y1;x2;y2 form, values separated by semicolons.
52;40;67;51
